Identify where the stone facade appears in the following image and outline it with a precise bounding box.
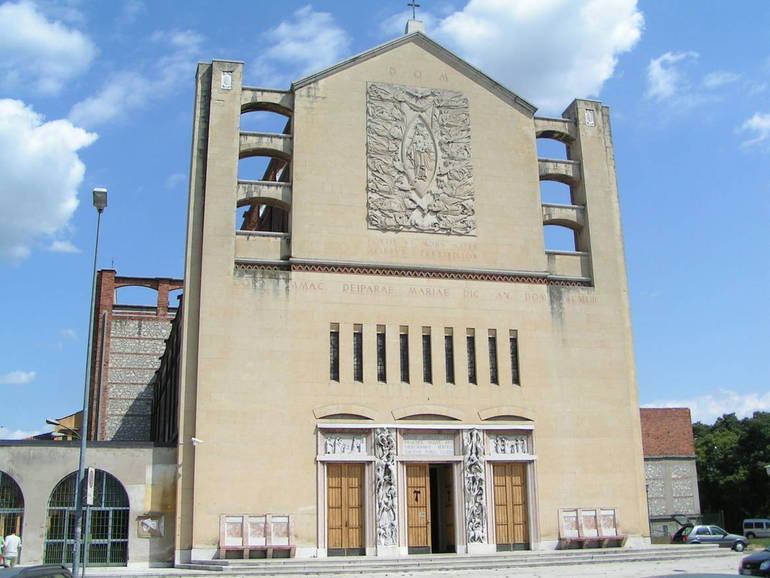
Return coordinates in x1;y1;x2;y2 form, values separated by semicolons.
640;408;701;536
87;271;182;441
173;29;649;561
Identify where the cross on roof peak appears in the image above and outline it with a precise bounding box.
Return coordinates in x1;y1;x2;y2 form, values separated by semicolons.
408;1;421;20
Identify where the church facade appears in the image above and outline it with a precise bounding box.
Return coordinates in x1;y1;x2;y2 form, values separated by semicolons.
174;27;649;561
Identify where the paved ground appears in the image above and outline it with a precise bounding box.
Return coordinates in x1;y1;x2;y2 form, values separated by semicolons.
74;550;745;578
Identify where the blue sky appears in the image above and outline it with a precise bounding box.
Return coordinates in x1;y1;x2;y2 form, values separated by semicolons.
0;0;768;438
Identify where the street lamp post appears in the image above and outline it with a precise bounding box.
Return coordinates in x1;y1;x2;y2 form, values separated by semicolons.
71;188;107;577
45;418;81;440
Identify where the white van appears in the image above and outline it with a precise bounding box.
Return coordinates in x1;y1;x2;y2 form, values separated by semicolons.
743;518;770;539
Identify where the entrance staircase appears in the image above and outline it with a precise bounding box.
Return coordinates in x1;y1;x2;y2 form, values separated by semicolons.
170;544;734;575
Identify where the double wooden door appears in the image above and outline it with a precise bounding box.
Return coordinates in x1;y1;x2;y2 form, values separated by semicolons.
493;462;529;548
327;463;364;554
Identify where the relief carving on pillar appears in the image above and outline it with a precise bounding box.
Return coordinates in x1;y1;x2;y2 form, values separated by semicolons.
463;428;487;543
374;428;398;546
366;82;475;235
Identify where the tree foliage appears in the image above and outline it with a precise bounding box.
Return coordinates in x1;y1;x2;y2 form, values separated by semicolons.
693;411;770;531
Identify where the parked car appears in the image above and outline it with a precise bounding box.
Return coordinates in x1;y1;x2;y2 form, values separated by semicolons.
740;546;770;576
0;566;72;577
744;519;770;540
670;523;747;551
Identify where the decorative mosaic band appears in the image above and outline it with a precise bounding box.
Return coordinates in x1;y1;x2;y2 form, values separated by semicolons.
234;261;591;287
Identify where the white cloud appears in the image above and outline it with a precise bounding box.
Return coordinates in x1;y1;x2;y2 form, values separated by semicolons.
68;29;204;128
249;5;351;86
646;50;698;101
48;240;79;253
643;389;770;424
0;428;44;439
0;99;97;262
0;370;36;385
702;70;740;89
165;172;186;190
432;0;643;113
0;1;95;96
119;0;145;25
739;112;770;147
60;328;77;340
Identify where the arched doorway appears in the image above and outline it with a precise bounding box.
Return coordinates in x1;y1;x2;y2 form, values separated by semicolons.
44;470;129;566
0;472;24;536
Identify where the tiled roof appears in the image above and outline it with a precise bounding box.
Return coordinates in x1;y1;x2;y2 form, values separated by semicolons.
640;408;695;457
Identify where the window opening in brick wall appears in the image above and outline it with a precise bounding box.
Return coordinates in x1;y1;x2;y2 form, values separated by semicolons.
353;324;363;382
422;327;432;384
488;329;499;385
466;329;477;385
444;328;455;384
400;326;410;383
376;325;387;383
329;323;339;382
510;330;520;385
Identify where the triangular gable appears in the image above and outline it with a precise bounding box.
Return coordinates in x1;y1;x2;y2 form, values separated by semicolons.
292;31;537;117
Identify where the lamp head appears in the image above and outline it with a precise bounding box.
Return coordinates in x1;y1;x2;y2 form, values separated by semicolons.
765;464;770;477
92;188;108;213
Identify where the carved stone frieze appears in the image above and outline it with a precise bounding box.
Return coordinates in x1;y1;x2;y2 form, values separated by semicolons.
491;434;529;456
374;428;398;546
323;433;366;455
366;82;475;235
463;428;487;543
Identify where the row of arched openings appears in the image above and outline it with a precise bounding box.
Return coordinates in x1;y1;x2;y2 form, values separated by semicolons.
0;469;129;566
537;135;584;253
238;109;292;233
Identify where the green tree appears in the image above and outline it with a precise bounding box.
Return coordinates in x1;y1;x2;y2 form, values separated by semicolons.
694;411;770;531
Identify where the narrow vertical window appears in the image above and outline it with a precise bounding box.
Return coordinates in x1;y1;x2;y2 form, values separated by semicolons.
422;327;432;383
353;324;363;383
376;325;386;383
488;329;498;385
444;328;455;384
399;326;410;383
510;330;520;385
329;323;339;382
466;329;477;384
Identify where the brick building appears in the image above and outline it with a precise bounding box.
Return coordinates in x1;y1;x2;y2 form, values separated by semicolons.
86;271;183;440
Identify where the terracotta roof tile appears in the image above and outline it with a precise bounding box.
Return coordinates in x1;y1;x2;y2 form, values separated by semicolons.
640;408;695;457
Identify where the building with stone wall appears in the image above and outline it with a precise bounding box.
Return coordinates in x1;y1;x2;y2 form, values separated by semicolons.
640;408;701;537
87;271;182;441
0;23;653;568
172;24;649;562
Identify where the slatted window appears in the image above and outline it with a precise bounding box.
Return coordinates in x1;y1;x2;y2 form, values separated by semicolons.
376;325;386;383
467;329;477;384
353;324;363;382
329;323;339;382
488;329;499;385
400;326;410;383
444;328;455;384
422;327;432;383
510;330;520;385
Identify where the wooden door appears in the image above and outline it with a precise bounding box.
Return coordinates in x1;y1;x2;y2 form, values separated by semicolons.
406;463;431;550
327;463;364;552
493;462;529;548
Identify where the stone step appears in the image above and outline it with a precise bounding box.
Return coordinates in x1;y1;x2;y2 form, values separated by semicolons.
177;545;732;575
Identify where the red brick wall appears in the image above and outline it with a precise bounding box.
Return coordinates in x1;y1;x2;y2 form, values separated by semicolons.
640;407;695;457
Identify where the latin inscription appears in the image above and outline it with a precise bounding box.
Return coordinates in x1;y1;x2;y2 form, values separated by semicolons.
402;433;456;456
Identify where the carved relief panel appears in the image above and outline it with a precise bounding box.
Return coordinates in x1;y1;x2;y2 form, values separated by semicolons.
490;433;530;456
323;433;367;455
366;82;475;235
